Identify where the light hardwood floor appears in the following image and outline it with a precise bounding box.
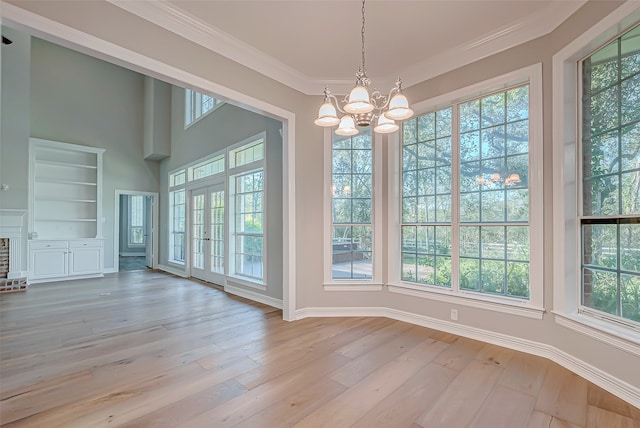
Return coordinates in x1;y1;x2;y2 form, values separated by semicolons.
1;271;638;427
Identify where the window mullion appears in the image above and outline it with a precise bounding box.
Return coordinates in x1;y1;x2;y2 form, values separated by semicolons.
451;103;461;293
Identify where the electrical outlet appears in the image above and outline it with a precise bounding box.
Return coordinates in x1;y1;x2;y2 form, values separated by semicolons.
450;308;458;321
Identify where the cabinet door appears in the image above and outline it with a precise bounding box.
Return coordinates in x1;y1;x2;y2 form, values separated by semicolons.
30;249;68;279
68;247;103;276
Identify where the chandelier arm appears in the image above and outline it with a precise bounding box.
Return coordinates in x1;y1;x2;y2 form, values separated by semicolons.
328;93;349;115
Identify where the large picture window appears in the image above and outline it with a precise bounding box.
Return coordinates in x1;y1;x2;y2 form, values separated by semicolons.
397;71;542;310
331;131;373;280
580;23;640;325
402;108;452;286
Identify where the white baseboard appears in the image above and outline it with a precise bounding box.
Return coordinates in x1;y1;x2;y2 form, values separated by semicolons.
28;273;104;284
294;306;640;409
225;283;283;309
157;264;188;278
103;267;117;274
119;252;146;257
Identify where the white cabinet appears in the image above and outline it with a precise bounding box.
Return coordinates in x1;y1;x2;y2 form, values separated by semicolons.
69;240;103;276
29;241;68;280
28;240;104;283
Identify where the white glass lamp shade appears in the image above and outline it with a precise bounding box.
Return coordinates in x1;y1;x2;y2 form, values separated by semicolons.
344;85;374;114
385;93;414;120
373;114;399;134
335;116;359;136
314;102;340;127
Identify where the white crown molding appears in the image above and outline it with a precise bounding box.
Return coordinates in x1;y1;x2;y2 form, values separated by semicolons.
105;0;326;95
400;1;586;90
107;0;584;95
295;306;640;409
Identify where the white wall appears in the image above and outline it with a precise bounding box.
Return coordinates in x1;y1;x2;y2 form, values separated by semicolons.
29;38;161;270
0;26;31;272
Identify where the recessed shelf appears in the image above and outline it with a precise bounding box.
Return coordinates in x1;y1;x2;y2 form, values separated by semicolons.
35;178;97;186
35;218;97;222
36;198;97;203
36;159;97;169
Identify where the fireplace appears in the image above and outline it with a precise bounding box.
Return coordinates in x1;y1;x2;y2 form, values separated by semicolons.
0;210;28;292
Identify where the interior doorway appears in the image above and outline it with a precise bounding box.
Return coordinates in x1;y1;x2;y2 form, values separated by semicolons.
114;190;159;272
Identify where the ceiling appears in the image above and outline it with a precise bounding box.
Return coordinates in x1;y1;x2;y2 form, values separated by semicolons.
108;1;586;94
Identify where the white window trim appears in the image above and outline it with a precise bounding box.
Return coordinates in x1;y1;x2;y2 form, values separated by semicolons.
552;2;640;348
388;63;545;319
168;167;188;266
228;132;267;286
323;128;384;290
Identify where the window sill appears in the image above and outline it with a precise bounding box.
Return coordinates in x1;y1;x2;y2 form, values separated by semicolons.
323;282;384;291
553;311;640;357
168;260;185;266
387;282;545;320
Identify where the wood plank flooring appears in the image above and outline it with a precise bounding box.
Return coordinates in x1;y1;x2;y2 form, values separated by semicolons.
1;271;639;427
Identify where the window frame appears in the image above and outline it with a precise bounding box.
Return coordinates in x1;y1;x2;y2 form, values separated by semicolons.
127;195;145;247
228;133;267;288
168;185;186;266
553;3;640;351
323;128;384;290
388;64;544;319
184;89;224;128
578;24;640;328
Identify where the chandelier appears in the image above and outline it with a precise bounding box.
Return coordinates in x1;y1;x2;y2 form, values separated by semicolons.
314;0;413;136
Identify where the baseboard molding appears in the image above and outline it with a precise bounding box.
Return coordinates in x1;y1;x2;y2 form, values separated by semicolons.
157;264;188;278
119;252;146;257
294;306;640;409
225;283;283;310
28;273;104;284
103;268;117;274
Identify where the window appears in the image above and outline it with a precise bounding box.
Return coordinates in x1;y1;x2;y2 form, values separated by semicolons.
229;135;266;284
394;65;543;313
169;170;187;264
211;189;225;274
331;131;374;279
232;170;264;281
229;139;264;168
580;23;640;325
128;195;145;246
185;89;223;127
188;155;225;182
402;108;452;286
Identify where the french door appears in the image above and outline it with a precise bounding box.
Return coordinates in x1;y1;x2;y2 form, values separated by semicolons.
191;184;225;284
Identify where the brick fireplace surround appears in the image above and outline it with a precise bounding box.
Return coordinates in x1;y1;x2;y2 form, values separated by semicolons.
0;210;28;293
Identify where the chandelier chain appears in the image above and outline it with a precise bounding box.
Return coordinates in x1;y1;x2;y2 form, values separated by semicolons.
361;0;366;74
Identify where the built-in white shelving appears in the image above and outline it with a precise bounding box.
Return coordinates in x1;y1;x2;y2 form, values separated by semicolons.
29;139;105;240
28;139;106;283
